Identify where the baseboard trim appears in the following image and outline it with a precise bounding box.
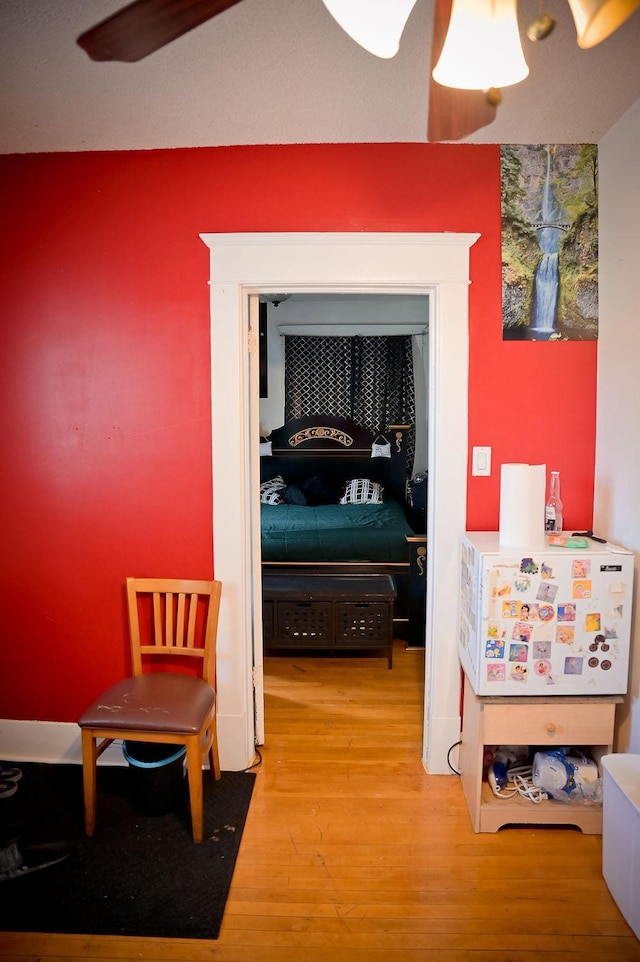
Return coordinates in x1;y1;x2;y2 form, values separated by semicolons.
423;713;462;775
0;716;251;771
0;719;122;766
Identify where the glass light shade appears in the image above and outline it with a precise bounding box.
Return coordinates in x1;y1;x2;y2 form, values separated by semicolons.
432;0;530;90
321;0;419;59
567;0;640;48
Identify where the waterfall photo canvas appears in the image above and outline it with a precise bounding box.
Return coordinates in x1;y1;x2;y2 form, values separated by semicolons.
501;144;598;341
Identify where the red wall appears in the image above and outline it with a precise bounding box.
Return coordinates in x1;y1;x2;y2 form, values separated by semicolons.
0;144;596;722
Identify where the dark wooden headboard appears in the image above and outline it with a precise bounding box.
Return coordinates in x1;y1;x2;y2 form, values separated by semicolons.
260;415;411;505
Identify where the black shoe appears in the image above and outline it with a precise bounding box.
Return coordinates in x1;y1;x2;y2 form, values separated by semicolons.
0;766;22;783
0;780;18;800
0;837;71;882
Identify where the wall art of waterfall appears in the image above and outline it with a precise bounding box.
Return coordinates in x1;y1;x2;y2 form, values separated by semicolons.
501;144;598;341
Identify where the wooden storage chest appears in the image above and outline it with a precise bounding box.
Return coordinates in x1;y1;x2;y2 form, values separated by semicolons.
262;574;396;667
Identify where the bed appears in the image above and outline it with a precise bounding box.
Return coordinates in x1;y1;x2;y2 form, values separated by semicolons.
259;416;426;646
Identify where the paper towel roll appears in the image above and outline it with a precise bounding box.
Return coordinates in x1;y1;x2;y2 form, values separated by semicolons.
499;463;546;546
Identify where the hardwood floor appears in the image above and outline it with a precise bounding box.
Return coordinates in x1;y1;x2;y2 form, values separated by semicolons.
2;639;639;961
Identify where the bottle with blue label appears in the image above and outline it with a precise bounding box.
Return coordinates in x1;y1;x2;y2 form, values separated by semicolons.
545;470;563;532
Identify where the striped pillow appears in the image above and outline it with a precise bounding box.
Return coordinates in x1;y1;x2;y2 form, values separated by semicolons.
260;475;286;505
340;478;384;505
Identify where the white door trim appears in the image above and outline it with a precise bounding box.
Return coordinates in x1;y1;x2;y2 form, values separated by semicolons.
201;232;478;774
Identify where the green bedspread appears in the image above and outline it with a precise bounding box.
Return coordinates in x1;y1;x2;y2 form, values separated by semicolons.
260;501;413;563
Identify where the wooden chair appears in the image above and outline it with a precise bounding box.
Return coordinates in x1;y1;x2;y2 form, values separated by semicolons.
78;577;222;843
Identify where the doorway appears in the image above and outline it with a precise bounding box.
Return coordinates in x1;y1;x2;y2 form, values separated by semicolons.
257;292;428;734
201;231;479;775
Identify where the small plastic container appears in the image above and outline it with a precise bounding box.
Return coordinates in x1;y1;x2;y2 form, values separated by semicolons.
601;753;640;939
123;741;187;816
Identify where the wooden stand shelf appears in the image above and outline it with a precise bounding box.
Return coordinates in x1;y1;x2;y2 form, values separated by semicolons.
459;672;622;834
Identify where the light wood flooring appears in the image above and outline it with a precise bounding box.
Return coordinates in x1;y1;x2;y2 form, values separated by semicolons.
2;638;639;961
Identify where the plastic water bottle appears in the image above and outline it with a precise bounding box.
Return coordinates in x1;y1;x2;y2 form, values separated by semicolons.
545;470;563;532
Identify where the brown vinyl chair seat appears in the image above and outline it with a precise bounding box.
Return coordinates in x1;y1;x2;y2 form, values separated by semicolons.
79;673;215;735
78;577;222;843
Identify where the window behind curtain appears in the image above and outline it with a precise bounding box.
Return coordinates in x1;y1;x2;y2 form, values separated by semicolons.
284;335;415;468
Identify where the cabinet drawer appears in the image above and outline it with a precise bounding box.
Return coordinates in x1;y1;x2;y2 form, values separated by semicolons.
275;600;333;646
482;700;616;745
335;602;392;645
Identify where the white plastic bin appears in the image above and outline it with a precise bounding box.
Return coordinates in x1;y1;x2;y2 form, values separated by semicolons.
601;753;640;939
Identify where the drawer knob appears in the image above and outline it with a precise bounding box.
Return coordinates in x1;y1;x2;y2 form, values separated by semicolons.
545;723;557;735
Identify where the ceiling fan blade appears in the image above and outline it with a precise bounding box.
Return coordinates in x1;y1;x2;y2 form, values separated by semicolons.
427;0;497;142
77;0;246;62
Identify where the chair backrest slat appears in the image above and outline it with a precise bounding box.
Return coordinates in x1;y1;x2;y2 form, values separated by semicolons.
186;593;198;647
152;592;163;647
175;592;186;647
165;592;174;646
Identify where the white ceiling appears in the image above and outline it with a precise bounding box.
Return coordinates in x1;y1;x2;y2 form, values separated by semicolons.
1;0;639;154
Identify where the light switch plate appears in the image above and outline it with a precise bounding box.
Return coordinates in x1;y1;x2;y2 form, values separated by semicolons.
472;446;491;477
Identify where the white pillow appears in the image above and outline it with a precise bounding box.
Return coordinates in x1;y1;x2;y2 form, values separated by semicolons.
260;475;286;505
259;440;273;456
340;478;384;505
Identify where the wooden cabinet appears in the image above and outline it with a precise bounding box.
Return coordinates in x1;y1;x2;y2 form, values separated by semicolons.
459;672;621;834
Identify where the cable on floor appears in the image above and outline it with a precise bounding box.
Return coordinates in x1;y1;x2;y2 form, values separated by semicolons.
243;748;263;772
447;740;461;776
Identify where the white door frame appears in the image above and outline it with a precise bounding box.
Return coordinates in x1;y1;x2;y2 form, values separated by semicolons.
201;232;479;774
247;292;265;745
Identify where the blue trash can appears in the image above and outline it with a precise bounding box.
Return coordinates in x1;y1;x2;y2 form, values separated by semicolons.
123;741;187;816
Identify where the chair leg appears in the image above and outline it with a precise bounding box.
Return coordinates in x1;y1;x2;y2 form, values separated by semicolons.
186;739;204;843
81;729;98;837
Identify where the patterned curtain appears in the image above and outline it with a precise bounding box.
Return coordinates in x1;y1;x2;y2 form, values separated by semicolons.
284;335;415;466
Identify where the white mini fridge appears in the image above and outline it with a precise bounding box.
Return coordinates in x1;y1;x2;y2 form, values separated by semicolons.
459;531;634;696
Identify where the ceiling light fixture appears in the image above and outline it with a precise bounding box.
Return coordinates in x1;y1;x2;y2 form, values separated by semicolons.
432;0;529;91
567;0;640;47
321;0;419;59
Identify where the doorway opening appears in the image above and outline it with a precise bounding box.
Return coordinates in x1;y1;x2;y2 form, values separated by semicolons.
257;292;429;733
201;231;479;775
